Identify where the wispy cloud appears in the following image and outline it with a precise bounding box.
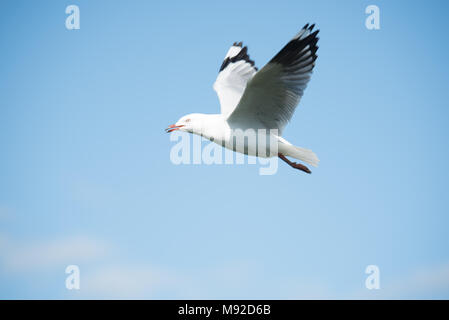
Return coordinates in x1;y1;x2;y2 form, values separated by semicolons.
80;265;180;299
3;231;447;299
353;261;449;299
0;233;187;299
385;262;449;299
0;234;108;272
73;259;267;299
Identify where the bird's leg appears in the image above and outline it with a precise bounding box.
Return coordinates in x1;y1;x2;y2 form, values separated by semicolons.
278;153;311;174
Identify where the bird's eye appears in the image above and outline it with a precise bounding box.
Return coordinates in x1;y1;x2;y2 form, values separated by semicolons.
185;119;191;123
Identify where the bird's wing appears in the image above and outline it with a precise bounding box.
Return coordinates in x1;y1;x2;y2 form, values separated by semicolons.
213;42;258;117
227;24;319;134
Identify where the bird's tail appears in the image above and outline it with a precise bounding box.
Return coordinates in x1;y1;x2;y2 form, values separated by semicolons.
284;145;320;167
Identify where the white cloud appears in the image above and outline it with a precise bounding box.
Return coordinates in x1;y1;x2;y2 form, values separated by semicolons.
3;230;446;299
0;235;108;272
75;260;264;299
386;262;449;298
353;261;449;299
80;265;180;299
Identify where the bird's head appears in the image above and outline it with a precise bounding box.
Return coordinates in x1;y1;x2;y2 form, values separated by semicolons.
165;113;203;135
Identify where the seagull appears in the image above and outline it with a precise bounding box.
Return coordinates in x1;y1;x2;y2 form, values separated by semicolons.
166;24;320;173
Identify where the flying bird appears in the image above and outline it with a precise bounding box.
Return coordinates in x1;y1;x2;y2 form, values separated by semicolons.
166;24;320;173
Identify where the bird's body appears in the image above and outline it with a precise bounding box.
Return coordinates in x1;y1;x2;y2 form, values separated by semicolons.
167;24;320;173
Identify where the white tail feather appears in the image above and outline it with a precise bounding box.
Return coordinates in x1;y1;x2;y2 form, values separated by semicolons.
285;145;319;167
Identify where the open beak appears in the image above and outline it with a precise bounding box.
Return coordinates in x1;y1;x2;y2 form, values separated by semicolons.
165;124;185;133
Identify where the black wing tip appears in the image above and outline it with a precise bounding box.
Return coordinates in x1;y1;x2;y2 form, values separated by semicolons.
297;27;320;46
269;25;320;67
219;45;257;72
303;23;317;31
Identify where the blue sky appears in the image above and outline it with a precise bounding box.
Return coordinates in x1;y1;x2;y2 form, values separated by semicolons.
1;0;449;299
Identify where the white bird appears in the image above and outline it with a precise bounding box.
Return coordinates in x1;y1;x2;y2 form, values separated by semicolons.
166;24;320;173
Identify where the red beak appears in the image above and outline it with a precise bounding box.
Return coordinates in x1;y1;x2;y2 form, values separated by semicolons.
165;124;185;133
